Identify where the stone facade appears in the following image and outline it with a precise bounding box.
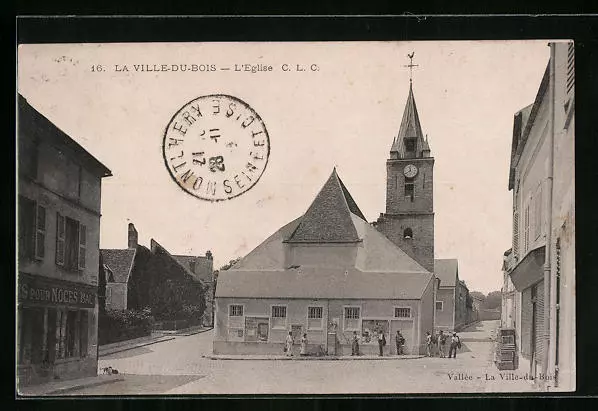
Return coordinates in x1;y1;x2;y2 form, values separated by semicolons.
17;95;111;387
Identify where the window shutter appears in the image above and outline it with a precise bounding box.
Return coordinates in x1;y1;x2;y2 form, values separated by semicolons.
78;224;87;270
513;211;519;258
56;213;66;266
566;43;575;96
35;205;46;259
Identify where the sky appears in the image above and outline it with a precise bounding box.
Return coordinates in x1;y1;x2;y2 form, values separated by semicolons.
17;41;552;294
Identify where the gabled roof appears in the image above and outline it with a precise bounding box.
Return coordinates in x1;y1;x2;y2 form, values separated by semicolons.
100;249;137;283
172;255;214;283
435;259;459;287
218;170;432;300
151;239;203;284
18;94;112;178
286;168;364;243
390;83;427;157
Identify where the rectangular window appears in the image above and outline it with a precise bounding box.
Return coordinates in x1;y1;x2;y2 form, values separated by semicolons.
18;196;36;260
566;42;575;96
405;181;414;202
229;305;243;317
394;307;412;318
271;305;287;328
228;305;244;330
56;213;66;266
344;307;360;330
106;287;113;305
307;306;323;330
35;205;46;259
56;213;86;271
436;301;444;311
78;224;87;270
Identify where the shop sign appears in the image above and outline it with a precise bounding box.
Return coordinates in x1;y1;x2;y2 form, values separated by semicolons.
18;274;96;308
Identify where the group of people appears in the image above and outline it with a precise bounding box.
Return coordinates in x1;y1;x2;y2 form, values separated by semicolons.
425;330;461;358
284;331;308;357
351;329;406;357
283;329;461;358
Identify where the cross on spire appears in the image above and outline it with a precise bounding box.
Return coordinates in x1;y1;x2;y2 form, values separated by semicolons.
404;52;419;84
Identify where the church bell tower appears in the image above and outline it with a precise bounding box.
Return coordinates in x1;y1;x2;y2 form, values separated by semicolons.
376;55;435;272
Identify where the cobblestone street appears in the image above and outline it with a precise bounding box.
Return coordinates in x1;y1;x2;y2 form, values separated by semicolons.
55;320;539;395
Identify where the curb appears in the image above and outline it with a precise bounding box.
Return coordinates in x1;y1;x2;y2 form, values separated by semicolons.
171;327;214;337
46;376;125;395
99;336;176;357
205;355;425;361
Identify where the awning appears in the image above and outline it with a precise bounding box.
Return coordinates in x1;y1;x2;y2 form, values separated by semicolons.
508;246;546;292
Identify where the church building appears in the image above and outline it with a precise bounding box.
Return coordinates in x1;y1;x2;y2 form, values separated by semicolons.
214;66;445;356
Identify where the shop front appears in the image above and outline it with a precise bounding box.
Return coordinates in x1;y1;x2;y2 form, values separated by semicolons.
17;273;98;387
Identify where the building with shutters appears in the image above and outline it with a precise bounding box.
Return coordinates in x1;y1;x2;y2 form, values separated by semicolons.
17;95;112;387
503;42;575;390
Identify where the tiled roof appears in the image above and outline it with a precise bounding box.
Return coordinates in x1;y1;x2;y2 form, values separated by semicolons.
286;169;362;243
150;239;202;284
216;268;433;299
219;170;432;300
172;255;214;283
434;259;459;287
100;249;137;283
391;83;426;157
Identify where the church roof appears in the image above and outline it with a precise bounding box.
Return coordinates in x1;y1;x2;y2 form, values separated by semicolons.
286;168;365;243
434;258;459;287
216;170;433;300
391;83;427;157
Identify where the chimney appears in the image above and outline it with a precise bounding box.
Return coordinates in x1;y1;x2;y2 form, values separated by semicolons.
128;223;138;249
206;250;213;260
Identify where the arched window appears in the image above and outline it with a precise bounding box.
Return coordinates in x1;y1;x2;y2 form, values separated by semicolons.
403;228;413;239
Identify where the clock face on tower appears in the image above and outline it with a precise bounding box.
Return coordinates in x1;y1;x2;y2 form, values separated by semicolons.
403;164;418;178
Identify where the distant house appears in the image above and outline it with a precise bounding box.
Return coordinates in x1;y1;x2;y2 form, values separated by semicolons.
434;259;472;332
173;252;214;326
100;223;210;325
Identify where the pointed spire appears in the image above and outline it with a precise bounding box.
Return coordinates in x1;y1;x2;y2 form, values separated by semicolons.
390;82;426;157
286;169;365;243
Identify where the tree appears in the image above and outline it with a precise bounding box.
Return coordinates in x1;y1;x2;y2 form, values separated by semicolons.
470;291;485;300
483;291;502;310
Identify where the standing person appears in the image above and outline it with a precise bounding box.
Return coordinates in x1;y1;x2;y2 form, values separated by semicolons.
395;330;405;355
285;331;294;357
351;331;360;356
377;329;385;357
438;330;447;358
425;331;433;357
300;333;308;356
449;332;461;359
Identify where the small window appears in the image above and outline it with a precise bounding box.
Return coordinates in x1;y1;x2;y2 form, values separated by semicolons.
271;305;287;328
405;182;414;201
344;307;360;330
435;301;443;311
394;307;411;318
405;138;416;153
403;228;413;239
308;306;323;330
229;305;243;317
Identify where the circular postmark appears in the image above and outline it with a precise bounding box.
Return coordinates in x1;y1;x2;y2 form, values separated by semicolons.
162;94;270;201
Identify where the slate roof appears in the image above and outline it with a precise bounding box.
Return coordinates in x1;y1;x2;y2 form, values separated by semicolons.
150;239;203;284
434;259;459;288
390;83;427;157
218;169;433;299
286;169;362;243
100;249;137;283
